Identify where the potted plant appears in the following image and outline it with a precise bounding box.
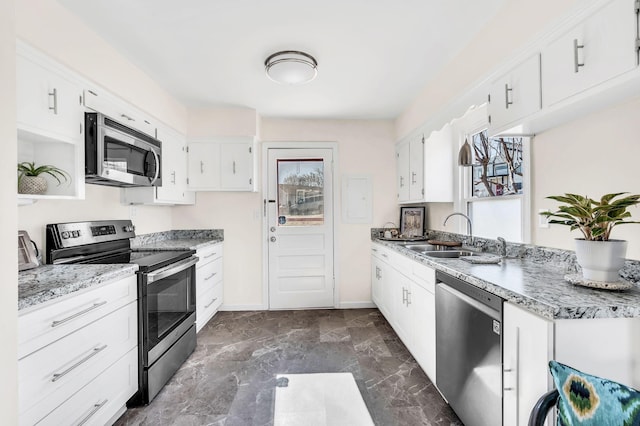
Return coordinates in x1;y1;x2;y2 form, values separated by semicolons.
17;161;70;195
540;193;640;281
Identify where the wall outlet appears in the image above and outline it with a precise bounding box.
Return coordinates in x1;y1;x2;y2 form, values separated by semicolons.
538;209;550;228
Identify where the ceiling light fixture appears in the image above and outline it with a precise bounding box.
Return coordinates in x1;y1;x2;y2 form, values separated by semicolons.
264;50;318;85
458;138;473;167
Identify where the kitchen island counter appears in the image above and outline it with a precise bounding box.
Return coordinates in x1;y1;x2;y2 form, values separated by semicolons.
373;239;640;320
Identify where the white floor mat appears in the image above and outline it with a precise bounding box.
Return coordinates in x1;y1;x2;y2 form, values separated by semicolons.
274;373;374;426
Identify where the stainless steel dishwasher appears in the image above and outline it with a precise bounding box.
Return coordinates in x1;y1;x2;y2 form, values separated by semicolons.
435;271;503;426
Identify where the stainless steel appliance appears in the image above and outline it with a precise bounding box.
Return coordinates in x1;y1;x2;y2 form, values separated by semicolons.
46;220;196;405
85;112;162;187
435;271;503;426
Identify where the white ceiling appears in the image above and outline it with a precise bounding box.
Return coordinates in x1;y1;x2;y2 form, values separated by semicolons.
59;0;506;120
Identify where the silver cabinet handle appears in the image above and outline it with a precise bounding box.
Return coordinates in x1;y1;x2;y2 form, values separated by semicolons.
51;301;107;327
200;161;204;174
504;84;513;109
171;171;176;184
573;38;585;73
399;176;404;188
204;272;217;281
402;287;407;304
381;253;388;258
233;161;236;174
411;172;416;184
120;113;135;122
406;290;412;306
48;88;58;114
372;248;378;252
204;297;218;309
76;399;108;426
203;252;216;259
52;345;107;382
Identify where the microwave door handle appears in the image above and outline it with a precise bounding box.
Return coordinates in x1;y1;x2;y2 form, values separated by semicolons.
149;148;160;185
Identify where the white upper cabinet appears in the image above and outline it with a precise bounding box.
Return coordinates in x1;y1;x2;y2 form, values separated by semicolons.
541;0;638;107
396;134;423;203
121;125;195;205
16;42;85;201
488;54;541;131
424;124;453;202
84;87;156;137
187;137;256;192
17;53;84;144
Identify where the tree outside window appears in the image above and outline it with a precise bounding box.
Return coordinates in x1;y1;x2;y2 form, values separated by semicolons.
471;130;523;198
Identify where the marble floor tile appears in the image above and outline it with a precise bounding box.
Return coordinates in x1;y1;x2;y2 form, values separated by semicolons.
114;309;461;426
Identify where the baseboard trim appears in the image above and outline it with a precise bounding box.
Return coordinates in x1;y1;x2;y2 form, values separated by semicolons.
337;301;376;309
219;304;267;311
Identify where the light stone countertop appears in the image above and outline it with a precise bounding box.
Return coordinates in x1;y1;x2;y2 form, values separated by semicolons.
131;229;223;252
18;264;139;311
373;239;640;320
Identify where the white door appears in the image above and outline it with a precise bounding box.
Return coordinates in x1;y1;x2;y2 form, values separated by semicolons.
267;148;334;309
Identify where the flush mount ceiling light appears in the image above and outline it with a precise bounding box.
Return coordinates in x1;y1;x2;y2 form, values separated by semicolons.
264;50;318;85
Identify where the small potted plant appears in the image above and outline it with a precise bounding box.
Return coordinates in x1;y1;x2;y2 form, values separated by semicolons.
540;193;640;281
17;161;70;195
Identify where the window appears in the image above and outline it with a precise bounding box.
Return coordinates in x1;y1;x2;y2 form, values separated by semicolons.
277;159;325;226
462;128;530;243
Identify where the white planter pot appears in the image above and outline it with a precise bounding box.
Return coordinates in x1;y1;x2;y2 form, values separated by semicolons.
574;239;627;282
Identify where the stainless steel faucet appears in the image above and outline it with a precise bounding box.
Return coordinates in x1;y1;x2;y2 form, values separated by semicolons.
497;237;507;257
443;212;473;244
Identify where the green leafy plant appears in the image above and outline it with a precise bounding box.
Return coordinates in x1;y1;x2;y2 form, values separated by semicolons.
17;162;70;186
540;193;640;241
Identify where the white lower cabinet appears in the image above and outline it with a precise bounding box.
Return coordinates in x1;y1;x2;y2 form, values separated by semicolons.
195;243;224;332
18;275;138;426
503;302;554;426
371;243;437;382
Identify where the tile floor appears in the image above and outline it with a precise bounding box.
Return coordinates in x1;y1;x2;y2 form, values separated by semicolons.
115;309;462;426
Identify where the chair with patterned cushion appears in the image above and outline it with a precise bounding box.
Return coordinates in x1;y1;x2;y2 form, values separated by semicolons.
528;361;640;426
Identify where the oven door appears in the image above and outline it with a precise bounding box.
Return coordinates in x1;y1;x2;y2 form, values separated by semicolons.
142;256;197;367
97;124;162;187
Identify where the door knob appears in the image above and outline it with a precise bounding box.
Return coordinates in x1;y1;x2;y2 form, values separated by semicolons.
270;236;277;242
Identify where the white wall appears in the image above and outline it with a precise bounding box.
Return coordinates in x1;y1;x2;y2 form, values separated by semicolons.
1;0;19;421
533;96;640;260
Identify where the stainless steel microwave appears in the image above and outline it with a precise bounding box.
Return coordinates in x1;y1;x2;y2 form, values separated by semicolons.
85;112;162;187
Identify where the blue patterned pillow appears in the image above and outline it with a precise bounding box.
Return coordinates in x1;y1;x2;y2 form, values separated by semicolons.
549;361;640;426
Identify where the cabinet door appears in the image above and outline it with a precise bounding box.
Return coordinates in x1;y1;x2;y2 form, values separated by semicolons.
220;142;253;190
396;142;410;202
393;273;413;347
17;54;83;143
503;302;553;426
542;0;637;107
371;254;383;309
156;127;194;204
84;88;156;136
424;124;453;202
408;135;424;201
488;54;541;130
411;282;436;382
187;143;221;190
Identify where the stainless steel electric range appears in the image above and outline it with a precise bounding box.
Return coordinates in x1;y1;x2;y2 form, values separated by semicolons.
46;220;197;405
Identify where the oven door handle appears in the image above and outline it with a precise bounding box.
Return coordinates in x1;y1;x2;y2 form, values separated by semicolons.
146;256;198;284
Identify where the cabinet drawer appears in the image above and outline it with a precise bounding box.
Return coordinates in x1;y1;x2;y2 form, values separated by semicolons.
18;275;137;359
197;243;223;266
24;347;138;426
411;261;436;293
19;301;138;423
197;257;223;294
196;281;223;333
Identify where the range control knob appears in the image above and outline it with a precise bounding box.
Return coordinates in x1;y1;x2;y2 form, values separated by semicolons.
123;225;135;233
61;231;70;239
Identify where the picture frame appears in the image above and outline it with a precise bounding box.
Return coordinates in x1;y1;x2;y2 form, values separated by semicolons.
399;206;426;238
18;230;39;271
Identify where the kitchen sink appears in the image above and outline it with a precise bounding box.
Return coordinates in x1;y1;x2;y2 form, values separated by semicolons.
404;243;438;251
423;250;477;258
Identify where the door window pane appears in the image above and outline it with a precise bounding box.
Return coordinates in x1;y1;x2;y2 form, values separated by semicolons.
277;159;324;226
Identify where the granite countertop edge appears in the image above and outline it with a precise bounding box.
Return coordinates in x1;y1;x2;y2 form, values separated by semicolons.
131;229;224;251
372;239;640;321
18;264;139;312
